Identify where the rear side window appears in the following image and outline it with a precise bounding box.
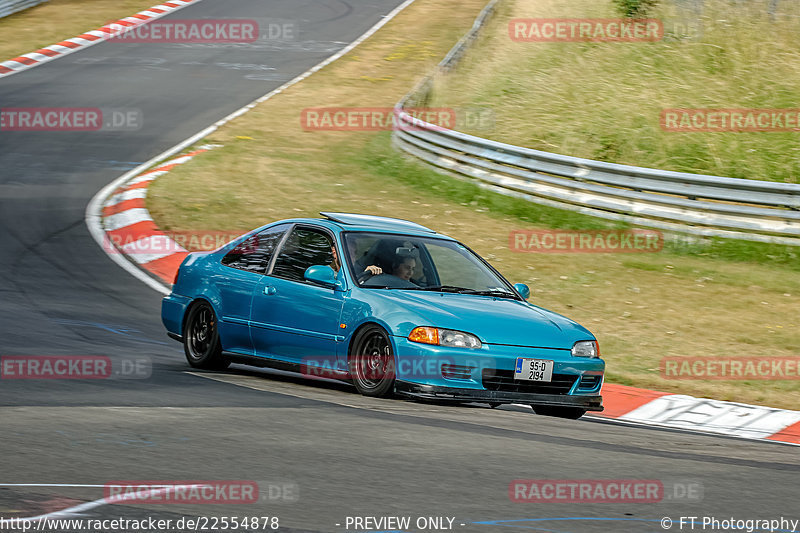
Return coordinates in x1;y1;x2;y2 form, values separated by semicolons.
221;224;289;274
271;227;334;282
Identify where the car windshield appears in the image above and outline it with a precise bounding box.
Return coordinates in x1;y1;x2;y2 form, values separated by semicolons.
342;232;516;297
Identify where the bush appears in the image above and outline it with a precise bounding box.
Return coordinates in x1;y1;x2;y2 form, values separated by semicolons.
613;0;660;17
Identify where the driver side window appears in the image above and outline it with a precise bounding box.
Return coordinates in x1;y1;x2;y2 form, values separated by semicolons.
221;224;289;274
271;227;334;282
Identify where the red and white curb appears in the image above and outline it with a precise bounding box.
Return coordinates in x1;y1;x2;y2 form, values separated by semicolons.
99;145;219;286
0;0;202;79
593;384;800;445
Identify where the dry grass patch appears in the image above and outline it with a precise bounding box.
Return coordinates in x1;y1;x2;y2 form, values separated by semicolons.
0;0;162;60
429;0;800;182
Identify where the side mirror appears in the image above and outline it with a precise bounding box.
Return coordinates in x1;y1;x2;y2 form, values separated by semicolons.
304;265;344;290
514;283;530;300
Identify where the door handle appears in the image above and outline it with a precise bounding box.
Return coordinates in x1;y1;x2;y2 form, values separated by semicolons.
263;286;277;295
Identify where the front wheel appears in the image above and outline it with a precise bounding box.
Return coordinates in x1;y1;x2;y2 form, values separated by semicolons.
349;325;395;397
183;301;230;370
532;405;587;419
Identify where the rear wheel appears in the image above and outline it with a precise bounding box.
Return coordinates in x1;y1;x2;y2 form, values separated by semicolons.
183;301;230;370
532;405;587;419
349;325;395;397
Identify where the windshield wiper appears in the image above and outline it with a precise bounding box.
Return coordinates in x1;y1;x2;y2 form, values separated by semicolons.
421;286;518;298
367;285;426;290
458;289;518;299
419;285;472;293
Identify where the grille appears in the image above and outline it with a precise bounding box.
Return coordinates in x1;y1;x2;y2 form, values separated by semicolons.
577;375;601;390
481;369;577;395
441;364;474;380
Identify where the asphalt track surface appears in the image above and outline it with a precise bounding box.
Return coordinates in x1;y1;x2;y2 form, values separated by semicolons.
0;1;798;532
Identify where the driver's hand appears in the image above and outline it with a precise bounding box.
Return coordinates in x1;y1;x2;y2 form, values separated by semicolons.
364;265;382;275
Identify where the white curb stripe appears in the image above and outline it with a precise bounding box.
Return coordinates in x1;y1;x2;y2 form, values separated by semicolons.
127;171;168;185
42;45;72;54
106;188;148;207
20;53;49;62
122;234;186;264
1;61;27;70
103;208;152;231
159;155;194;166
619;394;800;441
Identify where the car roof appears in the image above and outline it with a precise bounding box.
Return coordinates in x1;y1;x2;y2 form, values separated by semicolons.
320;212;436;234
258;213;454;240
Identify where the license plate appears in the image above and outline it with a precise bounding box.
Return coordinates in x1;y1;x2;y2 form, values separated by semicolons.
514;358;554;382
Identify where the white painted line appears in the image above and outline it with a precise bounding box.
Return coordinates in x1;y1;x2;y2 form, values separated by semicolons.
0;484;209;522
0;484;107;487
103;208;153;231
86;0;418;294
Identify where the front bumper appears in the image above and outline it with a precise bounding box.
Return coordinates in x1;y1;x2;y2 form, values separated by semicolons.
389;336;604;404
395;380;604;410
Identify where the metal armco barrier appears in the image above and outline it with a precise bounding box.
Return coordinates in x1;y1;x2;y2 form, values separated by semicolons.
392;1;800;246
0;0;47;19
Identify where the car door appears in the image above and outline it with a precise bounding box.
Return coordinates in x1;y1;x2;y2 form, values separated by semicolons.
214;224;290;355
250;225;346;366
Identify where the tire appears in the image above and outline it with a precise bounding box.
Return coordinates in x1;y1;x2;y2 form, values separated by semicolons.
532;405;587;419
183;301;230;370
349;325;395;397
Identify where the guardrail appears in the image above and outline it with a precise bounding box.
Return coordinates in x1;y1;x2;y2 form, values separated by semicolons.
0;0;47;18
392;1;800;246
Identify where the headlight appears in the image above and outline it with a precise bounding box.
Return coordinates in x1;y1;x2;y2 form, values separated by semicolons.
408;327;482;349
572;340;599;358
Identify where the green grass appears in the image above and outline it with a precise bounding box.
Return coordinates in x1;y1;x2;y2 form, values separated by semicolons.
352;133;800;270
427;0;800;183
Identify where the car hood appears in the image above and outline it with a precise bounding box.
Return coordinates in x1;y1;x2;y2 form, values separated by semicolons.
372;290;594;349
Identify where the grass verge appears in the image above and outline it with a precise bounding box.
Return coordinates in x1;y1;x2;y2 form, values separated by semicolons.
0;0;166;61
428;0;800;183
147;0;800;410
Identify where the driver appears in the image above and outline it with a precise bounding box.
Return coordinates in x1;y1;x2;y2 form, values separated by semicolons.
391;255;417;282
331;244;381;280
